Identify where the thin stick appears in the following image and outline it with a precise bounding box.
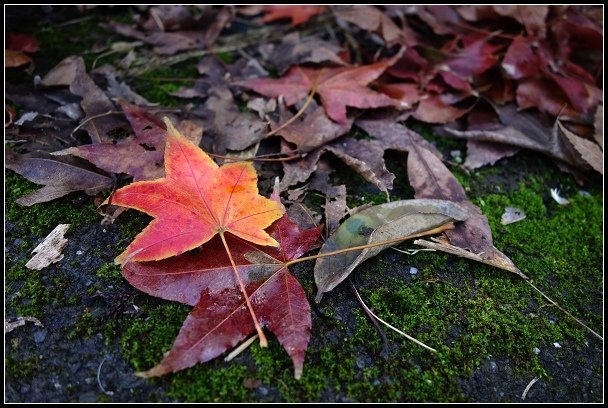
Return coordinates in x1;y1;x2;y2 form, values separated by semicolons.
349;280;389;358
207;151;302;163
224;334;259;362
96;357;114;396
219;232;268;347
351;284;437;353
521;377;540;400
284;224;453;268
71;110;122;137
526;280;603;341
266;86;317;137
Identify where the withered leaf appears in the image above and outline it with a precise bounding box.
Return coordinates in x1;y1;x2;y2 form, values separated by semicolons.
314;199;469;301
357;117;527;278
6;150;112;206
558;122;603;175
464;140;521;170
53;101;203;181
41;56;127;143
335;5;403;44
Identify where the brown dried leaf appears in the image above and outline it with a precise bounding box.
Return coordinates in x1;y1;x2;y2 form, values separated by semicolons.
464;140;521;169
558;122;603;174
335;5;403;44
41;56;127;143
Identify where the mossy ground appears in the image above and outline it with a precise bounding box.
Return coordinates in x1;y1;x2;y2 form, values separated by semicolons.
5;6;603;403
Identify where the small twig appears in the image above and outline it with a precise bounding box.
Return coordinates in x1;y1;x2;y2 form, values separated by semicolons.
526;280;603;341
521;377;540;400
71;110;122;137
351;284;437;353
266;86;317;137
391;247;436;256
349;280;389;358
224;334;259;362
97;357;114;397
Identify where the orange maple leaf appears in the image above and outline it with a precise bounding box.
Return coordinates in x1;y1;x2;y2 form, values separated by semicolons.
111;117;284;345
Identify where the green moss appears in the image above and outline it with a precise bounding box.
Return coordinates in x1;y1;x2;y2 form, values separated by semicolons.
6;171;101;237
120;301;190;371
134;64;198;107
95;263;122;282
6;355;41;379
68;307;97;339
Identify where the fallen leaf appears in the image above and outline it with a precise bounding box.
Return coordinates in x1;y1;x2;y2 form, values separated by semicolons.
25;224;70;270
464;140;521;169
501;207;526;225
6;33;40;53
593;105;602;149
310;160;348;236
41;56;127;143
335;6;403;44
6;150;113;206
53;101;203;181
5;316;44;334
357;117;527;278
103;71;153;106
5;49;33;68
239;54;401;125
110;118;284;263
262;5;327;26
501;34;541;80
413;94;472;124
263;32;347;75
558;122;603;174
201;86;267;153
314;199;469;301
122;213;321;379
271;104;352;153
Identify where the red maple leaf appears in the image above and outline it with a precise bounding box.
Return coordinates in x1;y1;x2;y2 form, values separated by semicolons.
262;5;327;26
239;55;401;125
122;213;321;379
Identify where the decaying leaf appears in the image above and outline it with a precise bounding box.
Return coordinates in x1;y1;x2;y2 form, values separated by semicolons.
122;213;321;379
558;122;603;175
5;316;44;334
593;105;603;150
25;224;70;270
357;117;527;279
6;150;113;206
201;86;267;153
315;199;469;301
464;140;521;169
501;207;526;225
41;56;127;143
53;101;203;181
310;160;348;236
335;5;403;44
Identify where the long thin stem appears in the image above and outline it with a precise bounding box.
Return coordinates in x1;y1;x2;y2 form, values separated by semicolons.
526;280;603;341
219;232;268;347
351;284;437;353
284;224;453;267
266;86;317;137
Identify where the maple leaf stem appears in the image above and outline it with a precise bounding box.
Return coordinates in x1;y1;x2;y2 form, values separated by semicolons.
285;224;454;267
219;232;268;348
266;85;317;137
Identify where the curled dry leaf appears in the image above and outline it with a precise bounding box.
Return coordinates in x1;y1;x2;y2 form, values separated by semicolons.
6;150;113;206
41;56;127;143
314;199;469;301
464;140;521;170
25;224;70;270
123;214;321;379
558;122;603;175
